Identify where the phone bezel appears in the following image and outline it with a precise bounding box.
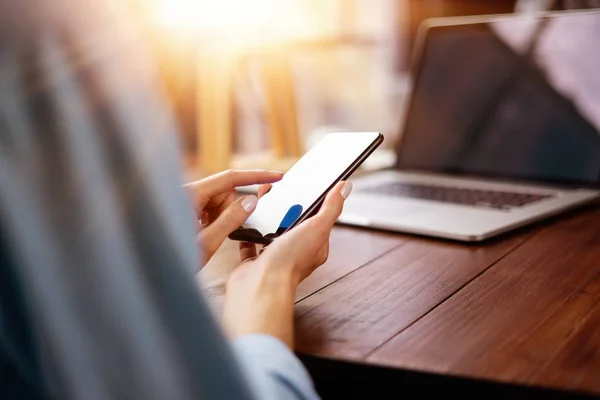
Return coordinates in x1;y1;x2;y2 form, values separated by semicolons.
228;132;384;245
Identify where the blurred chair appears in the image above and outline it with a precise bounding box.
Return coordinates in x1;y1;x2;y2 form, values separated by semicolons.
176;0;401;176
196;46;302;175
195;35;385;175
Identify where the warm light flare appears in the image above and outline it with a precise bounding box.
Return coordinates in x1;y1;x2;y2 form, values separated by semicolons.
158;0;277;30
154;0;328;48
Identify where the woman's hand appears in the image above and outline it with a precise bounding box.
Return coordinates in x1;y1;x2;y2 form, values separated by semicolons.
222;181;353;348
185;169;283;263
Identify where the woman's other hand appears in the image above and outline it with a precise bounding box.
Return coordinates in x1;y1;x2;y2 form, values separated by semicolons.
222;181;353;348
185;170;282;263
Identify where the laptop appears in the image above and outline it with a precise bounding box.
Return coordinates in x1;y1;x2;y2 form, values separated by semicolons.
338;9;600;241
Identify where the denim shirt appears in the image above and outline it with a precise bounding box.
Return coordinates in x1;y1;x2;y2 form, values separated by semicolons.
0;1;318;399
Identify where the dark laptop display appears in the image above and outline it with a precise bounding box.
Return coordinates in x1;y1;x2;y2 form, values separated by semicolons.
396;11;600;187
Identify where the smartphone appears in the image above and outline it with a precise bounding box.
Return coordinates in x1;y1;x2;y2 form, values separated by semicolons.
229;132;384;244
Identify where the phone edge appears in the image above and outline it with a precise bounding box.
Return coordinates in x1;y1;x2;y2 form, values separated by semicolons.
284;132;384;232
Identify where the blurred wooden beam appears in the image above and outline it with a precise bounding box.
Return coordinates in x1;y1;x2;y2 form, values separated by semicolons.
262;52;302;159
196;49;235;174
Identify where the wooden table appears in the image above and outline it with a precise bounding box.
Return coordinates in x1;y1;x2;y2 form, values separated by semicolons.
202;202;600;397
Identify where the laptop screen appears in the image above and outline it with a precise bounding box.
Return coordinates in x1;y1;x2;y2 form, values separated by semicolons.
396;11;600;187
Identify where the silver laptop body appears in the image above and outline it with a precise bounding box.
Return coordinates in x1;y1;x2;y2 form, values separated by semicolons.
339;10;600;241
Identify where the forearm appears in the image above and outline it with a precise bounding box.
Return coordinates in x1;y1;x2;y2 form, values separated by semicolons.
223;263;320;399
223;262;297;348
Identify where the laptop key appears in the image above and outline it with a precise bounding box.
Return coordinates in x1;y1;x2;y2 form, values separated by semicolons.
359;183;553;210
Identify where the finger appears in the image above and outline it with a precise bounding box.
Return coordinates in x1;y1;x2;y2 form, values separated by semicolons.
200;211;209;226
258;244;267;255
208;188;236;209
314;181;353;227
184;181;210;211
201;195;258;258
257;184;273;199
195;170;283;199
209;190;237;223
215;190;237;215
239;241;257;263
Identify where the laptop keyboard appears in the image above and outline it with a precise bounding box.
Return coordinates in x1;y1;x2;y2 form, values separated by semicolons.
359;182;553;210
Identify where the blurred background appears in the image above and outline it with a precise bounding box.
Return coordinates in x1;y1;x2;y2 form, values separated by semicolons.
132;0;600;180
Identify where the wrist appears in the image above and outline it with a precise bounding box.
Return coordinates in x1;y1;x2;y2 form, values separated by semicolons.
223;260;297;348
258;247;306;290
258;257;298;292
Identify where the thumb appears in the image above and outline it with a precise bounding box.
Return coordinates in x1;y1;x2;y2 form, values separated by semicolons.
201;195;258;259
315;181;352;227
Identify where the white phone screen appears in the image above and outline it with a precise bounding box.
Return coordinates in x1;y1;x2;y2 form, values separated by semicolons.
243;132;381;236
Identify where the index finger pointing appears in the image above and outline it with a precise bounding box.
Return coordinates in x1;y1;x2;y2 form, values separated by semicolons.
192;170;283;198
257;184;273;199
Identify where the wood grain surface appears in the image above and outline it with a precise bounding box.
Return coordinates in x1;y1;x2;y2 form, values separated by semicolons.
294;228;530;357
292;205;600;395
200;192;600;395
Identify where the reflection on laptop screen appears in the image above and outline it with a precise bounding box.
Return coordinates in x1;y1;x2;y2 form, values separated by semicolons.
397;12;600;186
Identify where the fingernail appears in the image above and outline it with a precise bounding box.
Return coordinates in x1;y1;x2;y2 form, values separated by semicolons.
241;195;258;212
270;170;284;175
340;182;353;199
